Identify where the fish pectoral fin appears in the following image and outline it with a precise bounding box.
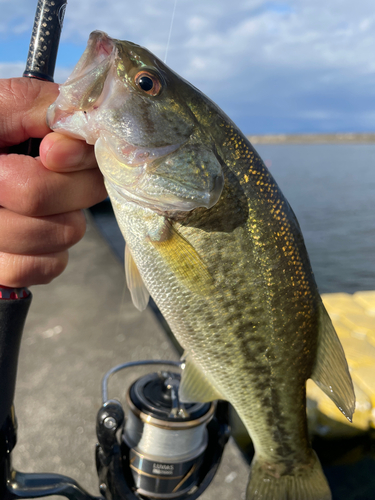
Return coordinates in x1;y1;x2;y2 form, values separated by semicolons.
310;301;356;421
150;221;213;296
179;354;224;403
125;245;150;311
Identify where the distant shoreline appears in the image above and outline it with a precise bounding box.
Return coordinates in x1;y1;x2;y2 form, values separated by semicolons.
247;132;375;144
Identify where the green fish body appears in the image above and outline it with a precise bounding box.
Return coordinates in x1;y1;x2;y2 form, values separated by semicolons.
47;31;355;500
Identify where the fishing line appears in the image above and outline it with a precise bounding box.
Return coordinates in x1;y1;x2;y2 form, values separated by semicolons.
164;0;178;63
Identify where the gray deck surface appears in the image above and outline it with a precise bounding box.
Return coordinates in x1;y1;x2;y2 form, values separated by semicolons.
12;213;249;500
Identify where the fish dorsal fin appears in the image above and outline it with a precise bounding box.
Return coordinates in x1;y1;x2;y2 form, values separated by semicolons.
311;302;356;421
179;353;224;403
125;245;149;311
150;221;213;296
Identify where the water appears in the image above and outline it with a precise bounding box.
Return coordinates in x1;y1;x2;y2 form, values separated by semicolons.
255;143;375;294
92;143;375;295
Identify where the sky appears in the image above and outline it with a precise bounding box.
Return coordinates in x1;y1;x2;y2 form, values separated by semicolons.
0;0;374;134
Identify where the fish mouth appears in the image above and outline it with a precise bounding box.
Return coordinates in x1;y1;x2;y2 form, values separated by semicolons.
88;30;115;59
46;31;119;144
47;31;224;215
60;30;116;92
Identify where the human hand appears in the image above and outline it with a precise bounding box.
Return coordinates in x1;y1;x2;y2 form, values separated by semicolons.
0;78;107;287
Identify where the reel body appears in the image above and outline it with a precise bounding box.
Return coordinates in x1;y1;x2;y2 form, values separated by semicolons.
96;361;230;500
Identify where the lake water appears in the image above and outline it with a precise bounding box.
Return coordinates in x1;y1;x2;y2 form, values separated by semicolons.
255;143;375;294
92;143;375;295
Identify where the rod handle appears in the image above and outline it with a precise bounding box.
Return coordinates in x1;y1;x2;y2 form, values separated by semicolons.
0;289;32;429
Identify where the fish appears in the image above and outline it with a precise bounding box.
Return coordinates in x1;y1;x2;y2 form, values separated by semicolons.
47;31;355;500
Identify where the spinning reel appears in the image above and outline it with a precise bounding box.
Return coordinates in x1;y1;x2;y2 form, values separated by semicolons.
96;360;230;500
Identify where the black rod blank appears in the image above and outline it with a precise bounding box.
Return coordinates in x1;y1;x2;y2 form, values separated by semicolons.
23;0;68;82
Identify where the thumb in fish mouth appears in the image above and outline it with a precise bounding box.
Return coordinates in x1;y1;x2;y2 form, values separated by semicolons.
46;29;225;214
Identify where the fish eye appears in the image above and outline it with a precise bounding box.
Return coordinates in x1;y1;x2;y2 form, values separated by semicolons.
135;71;162;96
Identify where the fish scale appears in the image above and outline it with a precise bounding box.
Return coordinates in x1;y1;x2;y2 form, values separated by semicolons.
108;143;318;462
47;30;355;500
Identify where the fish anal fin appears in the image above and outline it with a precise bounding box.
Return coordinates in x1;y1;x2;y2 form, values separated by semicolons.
150;221;213;296
125;245;149;311
179;354;223;403
311;302;356;421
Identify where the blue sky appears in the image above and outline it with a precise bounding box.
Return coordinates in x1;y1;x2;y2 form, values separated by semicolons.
0;0;374;134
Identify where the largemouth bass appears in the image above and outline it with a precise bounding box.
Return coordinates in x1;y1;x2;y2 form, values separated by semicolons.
47;31;355;500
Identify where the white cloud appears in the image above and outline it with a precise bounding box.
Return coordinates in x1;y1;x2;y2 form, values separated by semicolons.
0;0;374;133
187;16;210;32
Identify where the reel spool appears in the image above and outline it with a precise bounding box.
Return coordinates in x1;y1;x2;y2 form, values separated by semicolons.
96;360;230;500
123;371;215;498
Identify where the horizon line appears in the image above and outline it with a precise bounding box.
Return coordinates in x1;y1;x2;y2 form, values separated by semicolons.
247;132;375;144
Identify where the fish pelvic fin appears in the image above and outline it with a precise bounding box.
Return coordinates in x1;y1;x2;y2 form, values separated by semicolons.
150;221;214;296
310;301;356;422
125;245;150;311
246;452;331;500
179;353;224;403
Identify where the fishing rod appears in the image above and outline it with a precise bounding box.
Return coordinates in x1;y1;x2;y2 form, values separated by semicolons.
8;0;67;156
0;0;67;426
0;1;230;499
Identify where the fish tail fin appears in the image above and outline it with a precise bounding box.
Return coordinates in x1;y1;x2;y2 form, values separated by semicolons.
246;452;331;500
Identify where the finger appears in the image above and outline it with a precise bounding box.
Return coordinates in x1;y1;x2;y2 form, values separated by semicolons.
0;209;86;255
40;132;98;172
0;154;107;217
0;78;58;148
0;251;69;288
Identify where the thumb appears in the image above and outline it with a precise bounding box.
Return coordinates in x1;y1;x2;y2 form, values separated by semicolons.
0;78;58;149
